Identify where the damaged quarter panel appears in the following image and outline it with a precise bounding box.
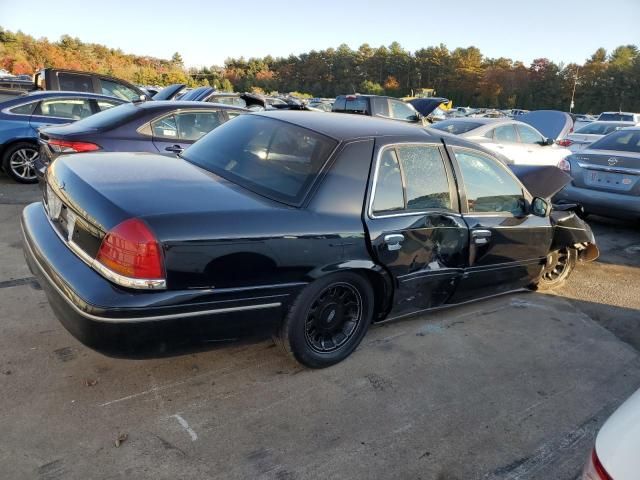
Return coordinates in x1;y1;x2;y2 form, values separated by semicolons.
550;210;599;262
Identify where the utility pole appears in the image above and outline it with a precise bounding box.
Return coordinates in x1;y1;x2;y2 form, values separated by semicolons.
570;66;579;113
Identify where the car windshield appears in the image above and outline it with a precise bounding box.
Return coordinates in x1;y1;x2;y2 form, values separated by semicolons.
598;113;634;121
589;129;640;153
575;122;630;135
182;115;338;205
430;120;483;135
66;102;136;129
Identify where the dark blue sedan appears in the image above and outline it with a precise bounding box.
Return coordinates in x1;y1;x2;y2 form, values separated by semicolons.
0;91;125;183
36;100;246;177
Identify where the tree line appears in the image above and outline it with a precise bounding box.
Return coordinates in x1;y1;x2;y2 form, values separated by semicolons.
1;27;638;113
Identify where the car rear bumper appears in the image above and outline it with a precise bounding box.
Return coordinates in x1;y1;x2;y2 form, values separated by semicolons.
22;202;297;353
554;184;640;220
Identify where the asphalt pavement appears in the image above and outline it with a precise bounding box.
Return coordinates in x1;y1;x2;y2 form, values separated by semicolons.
1;175;638;480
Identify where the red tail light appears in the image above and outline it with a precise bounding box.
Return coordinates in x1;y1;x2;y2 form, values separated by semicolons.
558;158;571;172
557;139;573;147
582;448;612;480
48;139;100;153
96;218;165;283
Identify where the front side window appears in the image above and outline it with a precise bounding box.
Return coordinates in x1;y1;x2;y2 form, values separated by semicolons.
100;79;140;101
37;98;93;119
371;145;452;215
175;111;224;141
493;125;518;143
97;100;121;111
516;124;544;144
389;100;418;121
182;115;337;205
454;148;525;216
58;73;92;92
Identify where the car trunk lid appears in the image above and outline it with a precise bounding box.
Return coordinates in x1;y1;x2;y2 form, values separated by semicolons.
570;150;640;195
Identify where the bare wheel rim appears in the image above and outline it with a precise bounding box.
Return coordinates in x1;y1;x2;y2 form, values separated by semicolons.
304;282;362;354
542;249;570;282
9;147;39;181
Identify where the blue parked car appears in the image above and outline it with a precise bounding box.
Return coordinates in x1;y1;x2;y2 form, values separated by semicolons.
0;91;125;183
36;100;246;178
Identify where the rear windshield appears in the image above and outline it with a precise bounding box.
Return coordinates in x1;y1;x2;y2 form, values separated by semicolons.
67;102;136;129
430;120;483;135
598;113;635;121
182;115;338;205
589;130;640;153
575;122;630;135
333;96;369;114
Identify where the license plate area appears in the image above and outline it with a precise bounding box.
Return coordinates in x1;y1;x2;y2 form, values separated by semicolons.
584;170;635;191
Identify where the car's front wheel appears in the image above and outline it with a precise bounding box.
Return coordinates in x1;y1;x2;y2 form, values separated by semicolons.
275;272;374;368
534;248;577;290
2;142;39;184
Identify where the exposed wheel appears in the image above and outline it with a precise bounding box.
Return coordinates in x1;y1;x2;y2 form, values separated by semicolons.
534;248;577;290
2;142;39;183
275;272;374;368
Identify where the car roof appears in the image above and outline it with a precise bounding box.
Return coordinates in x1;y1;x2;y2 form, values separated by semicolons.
441;117;513;125
132;100;247;111
21;90;126;101
256;110;437;141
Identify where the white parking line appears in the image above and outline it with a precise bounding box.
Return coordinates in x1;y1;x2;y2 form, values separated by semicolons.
171;414;198;442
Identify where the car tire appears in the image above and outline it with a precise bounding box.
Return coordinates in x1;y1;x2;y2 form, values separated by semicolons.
274;272;374;368
533;248;577;290
2;142;39;184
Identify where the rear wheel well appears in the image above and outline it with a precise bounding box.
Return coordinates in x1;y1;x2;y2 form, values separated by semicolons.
349;268;392;321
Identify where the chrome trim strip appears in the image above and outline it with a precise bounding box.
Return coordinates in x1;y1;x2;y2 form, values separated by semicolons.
23;227;282;324
577;161;640;175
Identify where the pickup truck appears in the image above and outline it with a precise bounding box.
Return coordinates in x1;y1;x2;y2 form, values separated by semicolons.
332;94;423;124
0;68;148;102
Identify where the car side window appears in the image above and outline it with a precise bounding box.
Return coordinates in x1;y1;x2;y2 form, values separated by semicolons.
100;79;140;101
493;125;518;143
151;114;179;139
37;98;93;120
396;145;451;210
389;100;417;121
175;111;224;141
516;124;544;144
58;73;92;92
9;102;38;115
454;148;525;216
372;149;404;214
97;100;121;111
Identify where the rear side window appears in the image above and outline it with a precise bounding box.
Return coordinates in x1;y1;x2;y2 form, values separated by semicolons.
493;125;518;142
454;148;525;215
97;100;122;111
37;98;93;119
431;120;483;135
58;73;93;92
589;130;640;153
152;114;178;138
372;145;452;215
100;79;140;101
9;102;37;115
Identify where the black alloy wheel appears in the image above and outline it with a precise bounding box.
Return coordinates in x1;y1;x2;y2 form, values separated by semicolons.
275;272;374;368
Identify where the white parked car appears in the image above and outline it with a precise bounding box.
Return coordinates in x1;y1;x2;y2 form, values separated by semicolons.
429;118;571;165
598;111;640;123
582;388;640;479
560;121;637;152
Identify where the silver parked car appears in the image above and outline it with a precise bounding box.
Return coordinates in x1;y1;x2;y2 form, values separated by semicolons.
555;126;640;220
560;121;637;152
429;118;571;165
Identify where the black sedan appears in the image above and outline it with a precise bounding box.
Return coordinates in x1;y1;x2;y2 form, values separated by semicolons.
35;100;246;177
21;112;598;367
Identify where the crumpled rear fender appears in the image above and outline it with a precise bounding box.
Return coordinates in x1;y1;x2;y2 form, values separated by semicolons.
550;210;599;262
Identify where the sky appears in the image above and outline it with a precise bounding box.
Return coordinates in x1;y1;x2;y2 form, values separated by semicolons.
1;0;639;68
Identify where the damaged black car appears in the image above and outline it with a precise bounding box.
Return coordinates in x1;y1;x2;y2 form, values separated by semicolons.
21;112;598;368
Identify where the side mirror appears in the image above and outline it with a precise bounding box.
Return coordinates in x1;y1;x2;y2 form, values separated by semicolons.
531;197;551;217
544;138;555;146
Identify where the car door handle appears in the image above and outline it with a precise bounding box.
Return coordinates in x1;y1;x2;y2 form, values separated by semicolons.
165;145;184;153
471;229;492;245
383;234;405;251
